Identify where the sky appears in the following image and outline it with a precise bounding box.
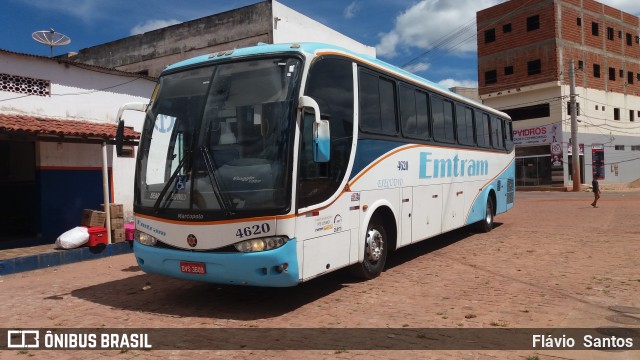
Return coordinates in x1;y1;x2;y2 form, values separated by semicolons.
2;0;640;88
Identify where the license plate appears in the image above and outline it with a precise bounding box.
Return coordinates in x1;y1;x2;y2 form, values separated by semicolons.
180;261;206;274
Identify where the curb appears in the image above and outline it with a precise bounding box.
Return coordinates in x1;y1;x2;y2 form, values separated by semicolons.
0;241;133;276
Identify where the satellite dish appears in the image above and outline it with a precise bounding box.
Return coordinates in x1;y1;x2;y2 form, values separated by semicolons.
32;28;71;57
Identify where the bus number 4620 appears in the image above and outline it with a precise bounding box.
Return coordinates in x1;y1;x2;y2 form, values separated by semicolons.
236;223;271;238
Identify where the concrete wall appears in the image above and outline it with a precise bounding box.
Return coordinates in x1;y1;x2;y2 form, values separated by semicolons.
66;2;273;77
271;1;375;57
0;52;153;123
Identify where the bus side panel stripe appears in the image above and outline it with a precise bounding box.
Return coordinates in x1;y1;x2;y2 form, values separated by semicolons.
349;139;406;181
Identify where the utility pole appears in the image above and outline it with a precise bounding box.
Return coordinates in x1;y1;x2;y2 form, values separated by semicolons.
569;60;581;191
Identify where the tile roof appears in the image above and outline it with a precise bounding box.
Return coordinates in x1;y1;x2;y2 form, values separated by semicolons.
0;113;139;140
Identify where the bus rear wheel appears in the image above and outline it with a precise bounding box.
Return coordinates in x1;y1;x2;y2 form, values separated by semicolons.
350;218;388;280
476;196;494;233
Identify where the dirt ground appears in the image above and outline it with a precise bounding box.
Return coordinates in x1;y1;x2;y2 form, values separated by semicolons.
1;190;639;359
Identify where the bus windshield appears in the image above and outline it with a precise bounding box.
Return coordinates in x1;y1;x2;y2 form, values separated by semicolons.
135;57;301;215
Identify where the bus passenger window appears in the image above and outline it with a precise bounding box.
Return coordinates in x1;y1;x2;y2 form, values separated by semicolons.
505;120;514;151
432;96;445;140
359;70;397;134
476;113;491;147
401;86;430;140
400;85;417;137
456;104;475;145
432;95;455;142
416;91;430;139
359;71;381;131
491;116;504;149
379;78;398;134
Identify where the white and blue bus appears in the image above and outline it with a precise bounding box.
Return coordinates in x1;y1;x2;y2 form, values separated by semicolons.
116;42;515;287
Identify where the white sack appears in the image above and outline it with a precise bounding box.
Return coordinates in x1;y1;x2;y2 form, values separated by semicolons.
55;226;90;249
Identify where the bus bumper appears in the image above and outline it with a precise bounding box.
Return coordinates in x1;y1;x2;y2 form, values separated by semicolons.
133;239;300;287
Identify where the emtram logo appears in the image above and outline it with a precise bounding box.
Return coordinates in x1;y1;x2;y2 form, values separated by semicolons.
7;330;40;348
419;152;489;179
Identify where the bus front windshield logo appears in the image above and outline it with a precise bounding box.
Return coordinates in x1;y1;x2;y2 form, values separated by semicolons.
419;152;488;179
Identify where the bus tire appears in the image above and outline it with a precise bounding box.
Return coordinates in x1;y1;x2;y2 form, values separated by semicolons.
350;218;388;280
476;196;494;233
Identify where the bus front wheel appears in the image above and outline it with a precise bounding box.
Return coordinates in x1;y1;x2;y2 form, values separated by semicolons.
351;218;388;280
476;196;494;233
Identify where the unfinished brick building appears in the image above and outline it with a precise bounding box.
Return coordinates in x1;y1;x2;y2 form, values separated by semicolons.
477;0;640;187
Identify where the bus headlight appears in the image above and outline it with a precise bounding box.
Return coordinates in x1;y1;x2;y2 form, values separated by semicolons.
234;236;288;253
135;230;158;246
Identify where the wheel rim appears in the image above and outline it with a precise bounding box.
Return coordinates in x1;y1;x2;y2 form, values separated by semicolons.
365;228;384;262
485;201;493;225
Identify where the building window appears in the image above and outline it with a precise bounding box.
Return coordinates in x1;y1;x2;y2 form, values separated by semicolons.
592;22;599;36
614;145;625;150
614;108;620;120
527;15;540;31
484;28;496;43
503;23;512;33
607;27;614;40
618;30;622;38
637;73;640;81
0;73;51;97
609;67;616;81
596;105;599;110
630;110;635;122
578;60;584;70
577;17;582;26
627;33;633;46
619;69;624;78
502;103;550;121
593;64;601;78
631;145;640;151
504;66;514;75
628;72;634;85
602;106;606;111
485;70;497;84
527;59;541;75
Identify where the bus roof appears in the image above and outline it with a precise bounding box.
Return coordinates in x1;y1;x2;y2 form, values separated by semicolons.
163;42;510;119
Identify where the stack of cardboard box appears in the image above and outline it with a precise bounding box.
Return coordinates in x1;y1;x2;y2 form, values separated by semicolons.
101;203;125;243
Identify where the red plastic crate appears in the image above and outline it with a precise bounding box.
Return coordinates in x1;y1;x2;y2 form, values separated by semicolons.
87;227;108;247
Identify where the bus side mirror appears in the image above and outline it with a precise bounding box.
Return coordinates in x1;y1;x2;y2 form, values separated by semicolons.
115;102;148;157
299;96;330;163
115;120;125;157
313;118;330;163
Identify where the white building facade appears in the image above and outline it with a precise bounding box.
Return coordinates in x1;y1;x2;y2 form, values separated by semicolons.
0;50;155;244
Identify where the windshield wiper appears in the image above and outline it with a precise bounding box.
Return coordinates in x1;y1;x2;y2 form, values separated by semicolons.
200;146;235;215
152;150;192;213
